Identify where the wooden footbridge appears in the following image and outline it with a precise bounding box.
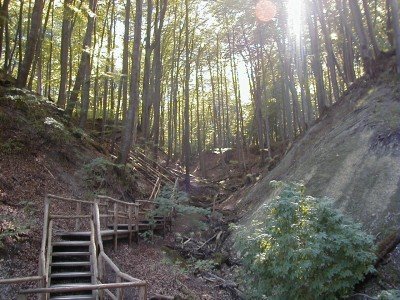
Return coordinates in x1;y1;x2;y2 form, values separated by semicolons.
0;179;178;300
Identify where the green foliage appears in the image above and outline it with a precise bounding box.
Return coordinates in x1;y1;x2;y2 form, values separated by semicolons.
234;181;376;300
80;158;138;197
0;138;25;154
139;230;154;243
191;258;217;273
0;215;28;249
150;185;210;230
81;157;123;190
377;290;400;300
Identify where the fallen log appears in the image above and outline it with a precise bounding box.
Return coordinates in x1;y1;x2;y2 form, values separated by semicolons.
375;229;400;266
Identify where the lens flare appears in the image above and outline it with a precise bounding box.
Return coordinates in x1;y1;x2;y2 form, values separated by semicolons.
255;0;277;22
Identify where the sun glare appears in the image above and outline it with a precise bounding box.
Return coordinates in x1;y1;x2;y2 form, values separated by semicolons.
255;0;277;23
287;0;303;39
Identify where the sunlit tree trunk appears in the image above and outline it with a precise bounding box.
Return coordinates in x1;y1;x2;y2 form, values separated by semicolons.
349;0;375;76
119;0;143;164
152;0;168;160
66;0;98;118
16;0;45;88
57;0;73;108
362;0;381;58
307;0;327;116
141;0;154;142
120;0;131;121
317;0;340;103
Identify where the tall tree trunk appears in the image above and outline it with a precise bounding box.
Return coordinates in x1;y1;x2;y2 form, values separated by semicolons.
16;0;45;88
307;0;328;116
57;0;73;108
362;0;380;58
183;0;191;187
349;0;375;76
118;0;143;164
65;0;98;118
0;0;11;61
336;0;356;83
152;0;168;160
388;0;400;74
141;0;154;141
120;0;131;121
317;0;340;103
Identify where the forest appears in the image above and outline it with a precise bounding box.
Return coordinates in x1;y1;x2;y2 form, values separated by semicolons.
0;0;400;299
1;0;399;177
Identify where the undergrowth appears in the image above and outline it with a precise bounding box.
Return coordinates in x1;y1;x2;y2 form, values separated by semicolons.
80;157;139;198
233;181;376;300
0;215;28;250
150;184;210;230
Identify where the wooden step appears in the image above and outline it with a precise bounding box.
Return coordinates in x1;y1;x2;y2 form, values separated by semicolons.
49;284;93;296
51;261;91;267
52;252;91;257
52;241;90;247
50;295;95;300
51;272;92;279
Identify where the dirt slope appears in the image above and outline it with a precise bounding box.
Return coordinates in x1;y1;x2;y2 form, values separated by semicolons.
235;66;399;235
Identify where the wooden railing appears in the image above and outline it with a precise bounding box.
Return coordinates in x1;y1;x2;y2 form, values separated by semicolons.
0;194;147;300
93;199;147;299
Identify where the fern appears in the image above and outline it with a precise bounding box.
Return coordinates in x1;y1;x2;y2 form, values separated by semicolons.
234;181;376;300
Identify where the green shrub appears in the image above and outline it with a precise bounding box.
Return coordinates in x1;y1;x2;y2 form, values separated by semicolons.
0;215;28;249
0;138;25;154
234;181;376;300
151;185;210;229
377;290;400;300
80;158;139;197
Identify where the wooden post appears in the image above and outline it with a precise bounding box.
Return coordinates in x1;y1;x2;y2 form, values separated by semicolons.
139;285;147;300
128;205;133;247
135;206;139;244
39;196;50;300
116;276;121;300
76;201;82;230
113;202;118;251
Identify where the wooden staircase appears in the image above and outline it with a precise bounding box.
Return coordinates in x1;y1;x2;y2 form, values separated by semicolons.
48;240;95;300
0;179;178;299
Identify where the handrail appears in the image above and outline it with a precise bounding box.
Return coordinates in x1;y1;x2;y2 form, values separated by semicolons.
19;282;147;294
47;194;94;204
97;195;140;206
0;276;44;284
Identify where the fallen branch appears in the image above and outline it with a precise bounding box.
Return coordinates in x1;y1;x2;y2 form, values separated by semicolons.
375;230;400;266
203;272;244;299
197;233;217;250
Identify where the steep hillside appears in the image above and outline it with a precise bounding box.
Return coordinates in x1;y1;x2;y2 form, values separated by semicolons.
227;60;400;292
235;65;399;232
